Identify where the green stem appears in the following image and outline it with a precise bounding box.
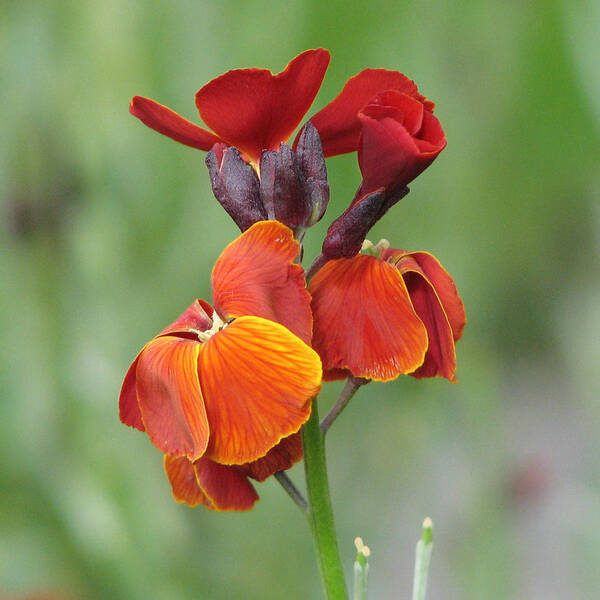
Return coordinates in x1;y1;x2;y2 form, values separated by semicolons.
302;398;349;599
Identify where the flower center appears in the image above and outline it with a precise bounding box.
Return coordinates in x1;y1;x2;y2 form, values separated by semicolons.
194;311;228;342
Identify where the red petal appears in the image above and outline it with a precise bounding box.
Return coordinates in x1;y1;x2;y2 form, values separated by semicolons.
309;69;427;157
135;336;209;461
130;96;222;150
198;316;321;464
309;254;428;381
164;454;211;507
386;251;466;380
157;299;214;338
212;220;312;344
193;458;258;511
119;355;145;431
196;49;330;164
244;432;303;482
388;251;466;342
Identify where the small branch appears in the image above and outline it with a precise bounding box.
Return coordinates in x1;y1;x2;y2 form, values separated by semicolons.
274;471;308;514
306;252;328;282
320;377;367;434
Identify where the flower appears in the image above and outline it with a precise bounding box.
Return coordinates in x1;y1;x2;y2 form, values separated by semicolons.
309;242;464;382
307;70;446;259
130;49;330;165
119;221;322;474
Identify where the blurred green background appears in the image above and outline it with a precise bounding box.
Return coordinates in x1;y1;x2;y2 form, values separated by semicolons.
2;1;599;598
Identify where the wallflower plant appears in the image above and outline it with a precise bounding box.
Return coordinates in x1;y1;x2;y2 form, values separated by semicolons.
122;48;465;599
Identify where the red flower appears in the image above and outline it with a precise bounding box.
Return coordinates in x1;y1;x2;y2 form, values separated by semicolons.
130;49;330;165
309;71;447;259
309;244;465;382
310;70;445;192
119;221;322;508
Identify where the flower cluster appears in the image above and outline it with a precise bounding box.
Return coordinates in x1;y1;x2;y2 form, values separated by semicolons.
122;49;465;511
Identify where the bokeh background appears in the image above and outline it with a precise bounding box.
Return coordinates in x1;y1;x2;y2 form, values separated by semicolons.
2;1;599;599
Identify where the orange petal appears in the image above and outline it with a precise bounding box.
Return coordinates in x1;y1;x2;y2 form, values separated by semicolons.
309;254;428;381
212;220;312;344
119;355;145;431
193;457;258;511
136;336;209;461
388;251;465;381
244;432;303;482
198;316;321;464
164;454;211;508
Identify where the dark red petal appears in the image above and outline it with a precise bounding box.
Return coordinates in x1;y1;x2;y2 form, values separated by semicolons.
212;220;312;344
308;69;426;157
136;336;209;461
198;316;320;464
129;96;222;150
384;251;465;381
369;91;425;136
244;432;303;482
119;355;145;431
157;299;214;338
164;454;211;507
309;255;428;381
196;49;330;164
403;252;466;342
358;113;421;196
193;458;258;511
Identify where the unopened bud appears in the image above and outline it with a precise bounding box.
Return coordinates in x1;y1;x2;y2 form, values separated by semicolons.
206;144;266;231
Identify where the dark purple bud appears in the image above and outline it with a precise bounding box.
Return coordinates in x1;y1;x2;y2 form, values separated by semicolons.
259;143;311;232
296;122;329;226
206;144;266;231
322;186;409;259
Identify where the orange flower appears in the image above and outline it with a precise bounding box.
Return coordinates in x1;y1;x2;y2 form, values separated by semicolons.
309;244;465;382
120;221;322;508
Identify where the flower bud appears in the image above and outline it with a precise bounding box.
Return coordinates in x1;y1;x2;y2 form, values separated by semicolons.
206;144;266;231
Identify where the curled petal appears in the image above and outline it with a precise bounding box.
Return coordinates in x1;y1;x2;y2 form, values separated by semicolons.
119;355;144;431
157;299;214;338
196;49;330;163
309;69;432;157
385;251;466;380
244;432;303;482
164;454;211;508
198;316;321;464
404;252;466;342
136;336;209;461
129;96;221;150
212;221;312;344
309;255;428;381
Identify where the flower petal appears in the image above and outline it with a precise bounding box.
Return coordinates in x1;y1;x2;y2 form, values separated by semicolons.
193;458;258;511
386;251;465;380
130;96;222;150
156;299;214;338
136;336;209;461
198;316;321;464
196;49;330;163
309;254;428;381
119;355;145;431
164;454;211;508
309;69;431;157
244;432;303;482
212;220;312;344
404;252;466;341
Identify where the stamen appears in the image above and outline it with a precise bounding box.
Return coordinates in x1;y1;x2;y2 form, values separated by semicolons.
196;311;227;342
